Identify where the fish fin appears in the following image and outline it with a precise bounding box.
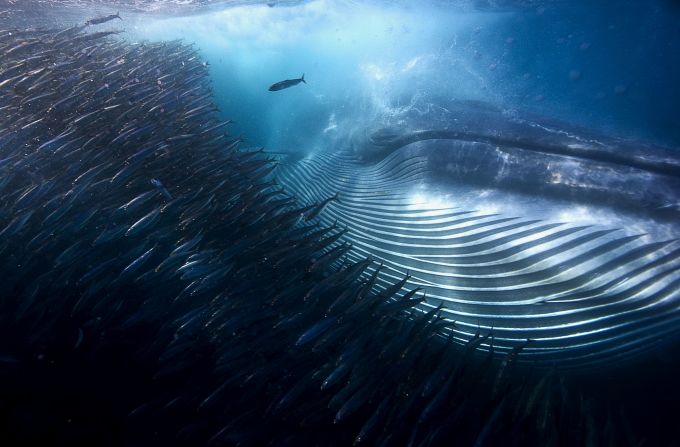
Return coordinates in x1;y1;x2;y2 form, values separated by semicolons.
301;73;306;84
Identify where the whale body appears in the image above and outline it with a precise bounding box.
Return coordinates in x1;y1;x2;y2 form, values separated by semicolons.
276;101;680;366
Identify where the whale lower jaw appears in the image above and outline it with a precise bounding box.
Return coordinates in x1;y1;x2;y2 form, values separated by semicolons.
276;147;680;367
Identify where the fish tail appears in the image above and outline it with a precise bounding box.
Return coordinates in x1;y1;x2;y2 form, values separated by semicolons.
301;73;306;84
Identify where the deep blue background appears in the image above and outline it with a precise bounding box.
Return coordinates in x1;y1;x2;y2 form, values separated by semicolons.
480;0;680;146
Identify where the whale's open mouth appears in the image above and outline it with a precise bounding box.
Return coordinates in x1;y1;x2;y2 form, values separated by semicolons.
276;102;680;367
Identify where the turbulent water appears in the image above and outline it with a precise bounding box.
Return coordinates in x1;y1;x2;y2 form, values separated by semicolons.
1;0;679;446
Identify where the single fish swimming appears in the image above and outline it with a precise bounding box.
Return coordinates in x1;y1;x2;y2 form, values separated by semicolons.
85;12;121;26
304;193;339;221
151;178;173;200
268;74;306;91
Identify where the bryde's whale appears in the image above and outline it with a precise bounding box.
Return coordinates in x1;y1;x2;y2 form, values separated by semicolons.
275;101;680;367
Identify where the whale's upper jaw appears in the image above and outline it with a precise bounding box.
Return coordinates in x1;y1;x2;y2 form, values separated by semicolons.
349;104;680;222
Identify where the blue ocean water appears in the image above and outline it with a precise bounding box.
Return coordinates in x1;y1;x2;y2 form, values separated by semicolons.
2;1;680;445
130;0;680;152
